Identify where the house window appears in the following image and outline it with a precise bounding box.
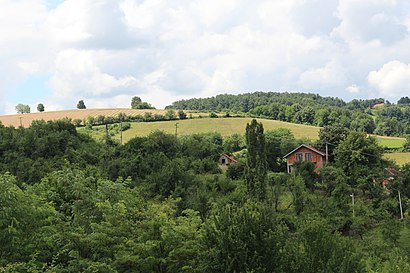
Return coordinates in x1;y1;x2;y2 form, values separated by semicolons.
305;153;312;161
296;153;303;161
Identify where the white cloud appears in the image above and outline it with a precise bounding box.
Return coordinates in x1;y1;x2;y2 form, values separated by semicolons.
335;0;408;44
49;49;138;99
368;60;410;98
346;84;360;94
298;61;347;89
1;0;410;114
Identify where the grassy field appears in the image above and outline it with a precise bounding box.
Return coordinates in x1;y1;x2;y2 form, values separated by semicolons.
0;108;211;128
384;152;410;166
80;117;407;149
375;135;406;149
113;117;321;142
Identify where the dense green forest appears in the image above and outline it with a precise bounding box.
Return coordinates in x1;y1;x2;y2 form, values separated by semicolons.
2;119;410;272
168;92;410;137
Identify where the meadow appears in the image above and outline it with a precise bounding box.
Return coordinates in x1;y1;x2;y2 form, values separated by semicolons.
81;116;410;166
113;117;321;142
384;152;410;166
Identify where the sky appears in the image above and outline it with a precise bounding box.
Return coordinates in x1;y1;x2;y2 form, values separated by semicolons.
1;0;410;114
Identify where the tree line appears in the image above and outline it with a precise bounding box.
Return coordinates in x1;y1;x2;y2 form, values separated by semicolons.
169;92;410;136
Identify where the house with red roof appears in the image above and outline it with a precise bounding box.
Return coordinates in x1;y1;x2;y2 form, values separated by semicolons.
283;144;326;173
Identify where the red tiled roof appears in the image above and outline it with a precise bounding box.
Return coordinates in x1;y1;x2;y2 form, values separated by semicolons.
283;144;326;158
371;103;385;108
222;154;238;163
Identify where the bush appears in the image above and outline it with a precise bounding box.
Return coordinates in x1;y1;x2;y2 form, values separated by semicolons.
72;119;82;127
209;112;218;118
226;162;245;180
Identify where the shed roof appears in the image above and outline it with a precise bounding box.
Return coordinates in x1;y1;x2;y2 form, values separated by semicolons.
222;153;238;163
283;144;326;158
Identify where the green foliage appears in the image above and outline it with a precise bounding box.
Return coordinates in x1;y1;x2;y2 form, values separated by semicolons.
2;116;410;271
131;96;155;109
265;128;298;171
200;200;284;273
398;96;410;105
178;110;187;119
292;160;318;191
404;135;410;152
316;124;349;162
15;103;30;114
165;109;177;120
209;112;218;118
226;162;245;180
245;119;267;200
334;132;384;186
169;91;410;137
72;118;82;127
287;218;364;273
77;100;86;109
37;103;45;112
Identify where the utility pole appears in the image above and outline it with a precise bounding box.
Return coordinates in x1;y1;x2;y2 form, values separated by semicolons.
105;123;109;145
325;142;329;163
399;190;404;220
350;193;355;218
120;121;123;145
175;122;179;137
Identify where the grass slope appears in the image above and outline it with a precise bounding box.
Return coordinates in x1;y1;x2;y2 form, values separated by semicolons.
82;117;410;165
108;117;321;142
384;153;410;166
374;135;406;149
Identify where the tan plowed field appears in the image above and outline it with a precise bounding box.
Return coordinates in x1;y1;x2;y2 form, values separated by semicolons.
0;108;170;127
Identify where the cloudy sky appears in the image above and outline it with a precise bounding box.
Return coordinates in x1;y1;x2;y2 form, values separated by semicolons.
1;0;410;114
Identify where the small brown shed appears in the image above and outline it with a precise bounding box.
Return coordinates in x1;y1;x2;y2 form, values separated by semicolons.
219;154;238;165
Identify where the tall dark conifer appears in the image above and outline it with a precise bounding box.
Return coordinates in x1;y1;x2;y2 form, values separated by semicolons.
245;119;267;200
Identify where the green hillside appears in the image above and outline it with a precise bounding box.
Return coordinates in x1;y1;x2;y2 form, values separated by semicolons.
80;117;407;148
385;152;410;166
79;117;321;143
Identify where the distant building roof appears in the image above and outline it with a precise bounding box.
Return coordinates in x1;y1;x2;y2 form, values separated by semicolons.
283;144;326;158
371;103;385;108
221;153;238;163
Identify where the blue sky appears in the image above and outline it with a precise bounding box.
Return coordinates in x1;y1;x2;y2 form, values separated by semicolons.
46;0;64;10
1;0;410;114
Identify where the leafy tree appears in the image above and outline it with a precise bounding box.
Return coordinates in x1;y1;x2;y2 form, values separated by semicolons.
245;119;267;200
0;173;57;265
350;113;376;133
334;132;384;187
15;103;30;114
398;96;410;104
131;96;155;109
404;135;410;152
223;133;244;154
200;201;284;273
72;119;82;127
285;218;364;273
178;110;187;119
77;100;86;109
265;128;297;172
165;109;177;120
37;103;45;112
316;125;349;162
292;160;318;191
